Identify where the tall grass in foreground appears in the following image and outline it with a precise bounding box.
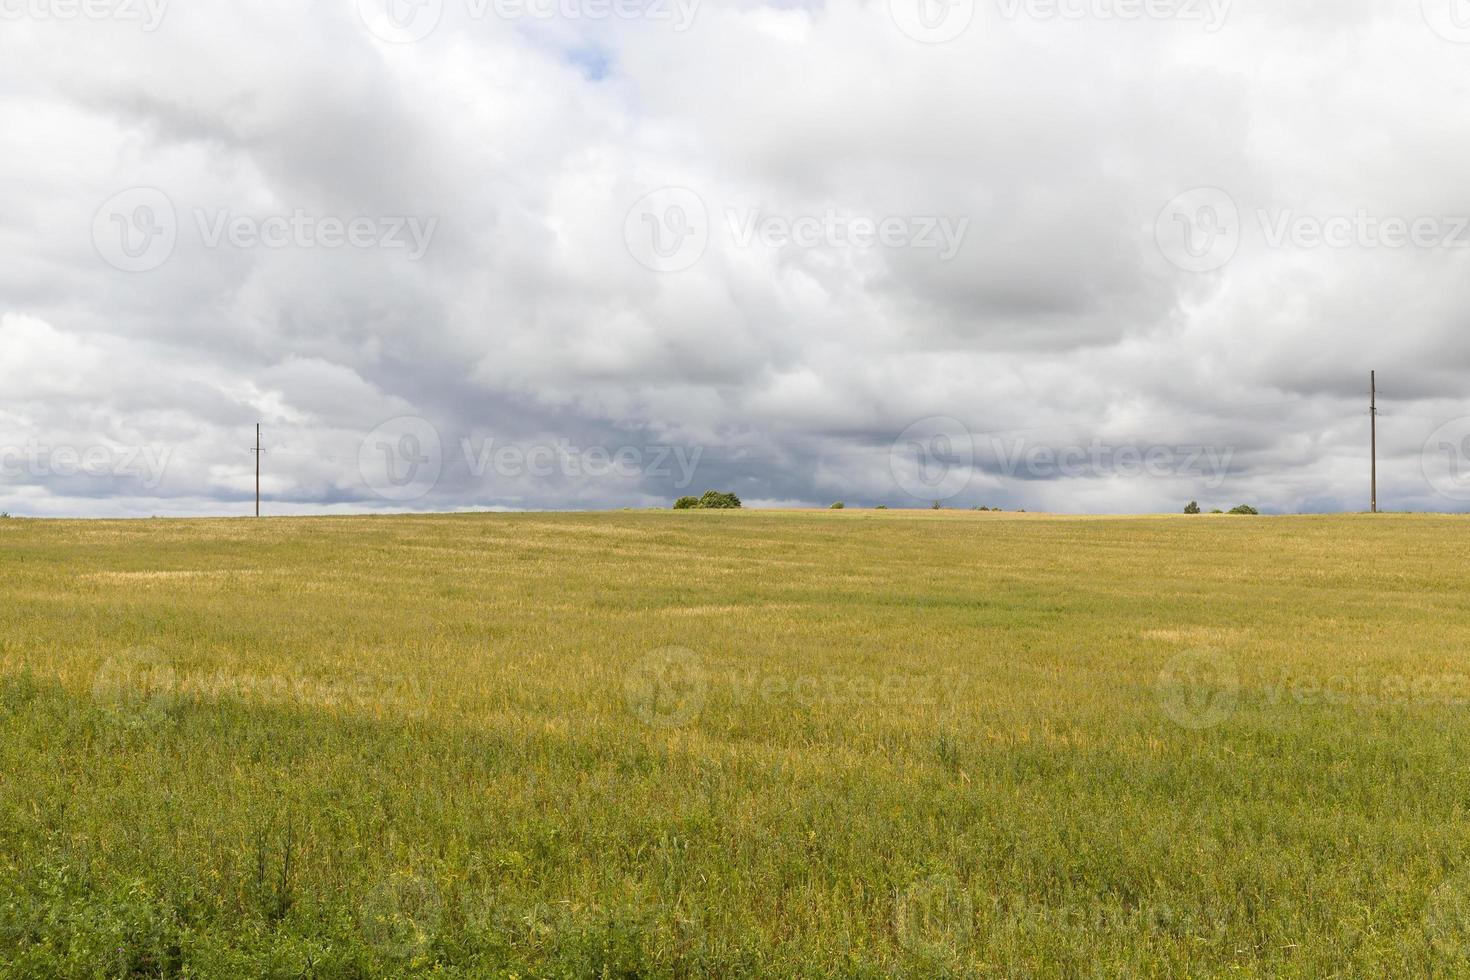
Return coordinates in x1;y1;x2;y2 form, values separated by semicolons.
1;511;1469;976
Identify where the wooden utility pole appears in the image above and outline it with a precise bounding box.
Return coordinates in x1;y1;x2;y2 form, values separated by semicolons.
1370;372;1377;514
254;423;261;517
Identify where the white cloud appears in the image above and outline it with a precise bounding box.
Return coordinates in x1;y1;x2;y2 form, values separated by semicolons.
3;0;1469;515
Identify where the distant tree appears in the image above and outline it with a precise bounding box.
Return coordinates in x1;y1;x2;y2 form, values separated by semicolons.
931;501;942;510
875;505;888;510
1228;505;1259;515
698;490;742;510
830;502;845;509
675;492;742;509
1210;509;1224;514
1184;501;1201;514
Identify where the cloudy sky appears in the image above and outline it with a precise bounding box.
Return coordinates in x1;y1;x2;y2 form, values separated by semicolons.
4;0;1470;516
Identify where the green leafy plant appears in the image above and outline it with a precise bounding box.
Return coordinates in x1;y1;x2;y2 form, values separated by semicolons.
1184;501;1201;515
1228;505;1259;515
830;502;845;510
674;491;742;510
699;491;742;510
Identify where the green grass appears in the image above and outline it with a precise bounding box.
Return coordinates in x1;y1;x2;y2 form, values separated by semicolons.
2;510;1469;976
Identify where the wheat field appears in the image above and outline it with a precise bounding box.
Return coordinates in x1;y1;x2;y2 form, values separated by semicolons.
2;510;1469;976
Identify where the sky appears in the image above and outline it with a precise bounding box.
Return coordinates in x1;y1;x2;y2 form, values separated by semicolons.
4;0;1470;516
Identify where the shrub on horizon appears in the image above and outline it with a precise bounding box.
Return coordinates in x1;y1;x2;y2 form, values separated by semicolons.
1229;505;1259;515
673;492;742;510
1184;501;1201;514
699;490;742;510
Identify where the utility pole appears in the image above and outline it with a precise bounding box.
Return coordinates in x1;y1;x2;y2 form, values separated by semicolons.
254;423;261;517
1370;372;1377;514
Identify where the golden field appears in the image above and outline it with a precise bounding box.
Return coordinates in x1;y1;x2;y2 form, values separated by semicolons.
1;510;1468;976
